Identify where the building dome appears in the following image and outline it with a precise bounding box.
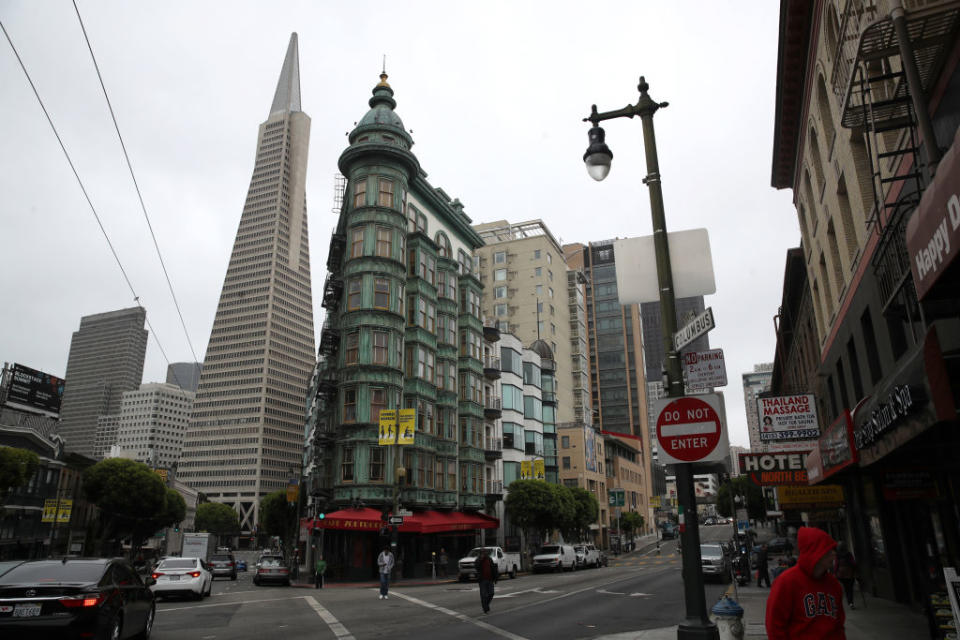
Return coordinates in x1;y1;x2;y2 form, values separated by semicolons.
529;339;554;361
347;73;413;147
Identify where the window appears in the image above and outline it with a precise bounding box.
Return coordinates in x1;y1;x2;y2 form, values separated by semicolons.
341;446;354;481
371;387;387;423
525;431;543;455
436;232;450;258
460;330;482;359
375;226;392;258
438;314;456;345
524;396;543;421
378;177;394;207
347;278;362;310
435;458;445;488
548;269;553;281
344;331;359;366
494;268;507;281
497;320;509;331
534;249;541;259
458;250;472;276
537;302;543;313
369;447;384;481
536;284;543;296
548;287;554;298
495;286;507;299
551;323;556;335
561;435;570;448
351;227;364;258
353;180;366;208
495;303;507;316
494;251;506;264
448;461;456;490
374;278;390;310
343;388;357;423
535;267;542;276
372;330;389;365
562;456;571;469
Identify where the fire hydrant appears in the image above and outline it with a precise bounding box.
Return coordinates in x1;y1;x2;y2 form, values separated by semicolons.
710;595;744;640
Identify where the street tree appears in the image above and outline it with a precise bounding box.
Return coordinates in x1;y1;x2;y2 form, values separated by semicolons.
621;511;645;538
504;480;559;544
259;490;295;543
567;486;599;541
83;459;179;555
716;475;765;521
196;502;240;537
0;447;39;500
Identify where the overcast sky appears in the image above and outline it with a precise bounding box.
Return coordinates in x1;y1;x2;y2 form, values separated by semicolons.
1;1;798;448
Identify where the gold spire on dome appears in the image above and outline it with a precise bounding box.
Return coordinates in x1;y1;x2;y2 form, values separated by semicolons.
377;72;391;88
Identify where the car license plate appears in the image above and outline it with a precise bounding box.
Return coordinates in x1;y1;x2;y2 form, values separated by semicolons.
0;605;13;613
13;604;42;617
168;575;180;581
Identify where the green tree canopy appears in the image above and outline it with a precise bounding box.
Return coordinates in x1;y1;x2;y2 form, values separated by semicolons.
716;476;765;521
196;502;240;536
504;480;558;542
567;486;600;541
259;490;292;538
83;459;177;555
0;447;39;499
621;511;645;537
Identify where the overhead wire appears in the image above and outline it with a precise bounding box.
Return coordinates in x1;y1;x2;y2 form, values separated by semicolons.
0;17;180;385
71;0;201;366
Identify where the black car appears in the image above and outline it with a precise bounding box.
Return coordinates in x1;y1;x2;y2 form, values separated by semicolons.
0;558;155;639
660;523;678;540
767;537;794;554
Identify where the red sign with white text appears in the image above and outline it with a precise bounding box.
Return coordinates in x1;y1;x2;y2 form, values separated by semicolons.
655;394;729;464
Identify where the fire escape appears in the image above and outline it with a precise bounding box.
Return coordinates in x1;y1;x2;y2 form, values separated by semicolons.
832;0;959;326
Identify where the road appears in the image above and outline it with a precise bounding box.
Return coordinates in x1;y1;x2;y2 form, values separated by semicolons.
151;527;739;640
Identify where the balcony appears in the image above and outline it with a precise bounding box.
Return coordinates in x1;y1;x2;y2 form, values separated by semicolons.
318;326;341;357
485;480;504;500
321;274;343;310
483;355;501;379
484;437;502;460
540;357;555;373
483;323;501;343
316;372;338;399
483;396;502;419
326;233;345;272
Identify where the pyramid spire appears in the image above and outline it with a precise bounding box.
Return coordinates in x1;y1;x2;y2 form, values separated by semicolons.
270;33;301;115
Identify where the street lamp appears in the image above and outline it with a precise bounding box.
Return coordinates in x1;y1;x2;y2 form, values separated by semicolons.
583;77;718;640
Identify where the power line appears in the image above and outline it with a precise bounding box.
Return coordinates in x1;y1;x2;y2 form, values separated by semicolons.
72;0;200;365
0;19;178;381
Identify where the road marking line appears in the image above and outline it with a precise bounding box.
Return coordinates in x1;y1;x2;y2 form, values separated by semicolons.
160;596;298;612
304;596;354;639
390;591;530;640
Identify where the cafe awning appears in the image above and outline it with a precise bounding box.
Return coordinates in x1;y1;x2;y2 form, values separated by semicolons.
306;508;498;534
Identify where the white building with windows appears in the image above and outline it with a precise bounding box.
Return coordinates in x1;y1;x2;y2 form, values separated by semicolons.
113;383;194;469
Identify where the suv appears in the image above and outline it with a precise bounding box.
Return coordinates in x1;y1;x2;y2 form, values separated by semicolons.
573;544;602;569
209;553;237;580
660;523;678;540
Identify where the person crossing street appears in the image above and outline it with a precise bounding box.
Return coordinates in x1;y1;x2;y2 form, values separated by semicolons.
314;555;326;589
377;546;395;600
477;548;498;614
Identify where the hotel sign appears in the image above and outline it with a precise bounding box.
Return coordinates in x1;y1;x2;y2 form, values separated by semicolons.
740;452;810;486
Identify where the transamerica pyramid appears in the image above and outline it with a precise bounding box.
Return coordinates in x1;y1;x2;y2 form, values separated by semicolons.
179;34;315;532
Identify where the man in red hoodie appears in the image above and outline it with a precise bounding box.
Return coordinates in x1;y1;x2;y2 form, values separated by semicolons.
765;527;845;639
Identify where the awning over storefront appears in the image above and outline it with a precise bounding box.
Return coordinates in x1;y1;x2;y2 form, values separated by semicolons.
805;410;858;484
907;127;960;300
305;508;498;534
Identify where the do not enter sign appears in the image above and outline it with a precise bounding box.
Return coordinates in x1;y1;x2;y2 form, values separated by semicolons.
654;393;729;465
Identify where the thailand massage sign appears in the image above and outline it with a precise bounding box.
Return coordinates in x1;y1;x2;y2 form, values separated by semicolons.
757;394;819;441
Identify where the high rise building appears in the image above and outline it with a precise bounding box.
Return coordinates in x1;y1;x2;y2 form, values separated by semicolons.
57;307;148;458
729;445;748;477
743;363;773;452
166;362;202;393
113;383;194;469
178;34;315;532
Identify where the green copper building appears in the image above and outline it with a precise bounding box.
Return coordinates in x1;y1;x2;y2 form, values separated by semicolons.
304;74;500;579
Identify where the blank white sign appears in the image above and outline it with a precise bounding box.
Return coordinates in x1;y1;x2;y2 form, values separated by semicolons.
613;229;716;304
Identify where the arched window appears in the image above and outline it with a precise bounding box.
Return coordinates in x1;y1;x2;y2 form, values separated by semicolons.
808;126;827;195
435;232;451;258
816;74;836;150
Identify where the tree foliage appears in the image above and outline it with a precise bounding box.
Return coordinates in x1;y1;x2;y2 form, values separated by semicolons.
83;459;182;555
621;511;645;536
716;476;765;521
259;490;293;539
505;480;597;544
567;487;600;541
0;447;39;499
196;502;240;536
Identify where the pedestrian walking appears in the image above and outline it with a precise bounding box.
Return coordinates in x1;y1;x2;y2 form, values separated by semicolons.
765;527;845;640
756;543;770;587
377;546;395;600
834;542;857;609
477;548;498;614
314;555;326;589
438;548;448;578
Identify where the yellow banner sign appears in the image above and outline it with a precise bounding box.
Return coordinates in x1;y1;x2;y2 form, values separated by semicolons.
154;468;168;483
286;484;299;503
520;460;532;480
57;499;73;523
650;496;661;508
379;410;397;445
42;499;58;523
397;408;416;445
533;459;545;480
777;484;844;507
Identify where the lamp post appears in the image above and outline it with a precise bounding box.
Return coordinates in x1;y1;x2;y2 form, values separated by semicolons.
583;77;718;640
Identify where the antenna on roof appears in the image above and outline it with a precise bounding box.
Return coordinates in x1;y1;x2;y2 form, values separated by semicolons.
382;54;386;75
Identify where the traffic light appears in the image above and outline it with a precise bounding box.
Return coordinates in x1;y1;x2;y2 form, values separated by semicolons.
174;522;180;533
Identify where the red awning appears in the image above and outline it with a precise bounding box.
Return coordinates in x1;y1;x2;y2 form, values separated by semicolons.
306;508;498;533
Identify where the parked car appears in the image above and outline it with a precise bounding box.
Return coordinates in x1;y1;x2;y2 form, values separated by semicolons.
573;544;602;569
703;517;717;526
700;543;731;582
254;555;291;586
151;556;212;600
767;537;794;554
209;553;237;580
660;523;678;540
457;547;520;581
236;559;248;572
532;544;576;573
0;558;156;639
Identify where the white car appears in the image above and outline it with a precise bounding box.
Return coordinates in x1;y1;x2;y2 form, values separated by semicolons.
532;544;576;573
151;556;212;600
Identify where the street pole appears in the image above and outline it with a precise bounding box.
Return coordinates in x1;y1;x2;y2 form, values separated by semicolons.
584;77;718;640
